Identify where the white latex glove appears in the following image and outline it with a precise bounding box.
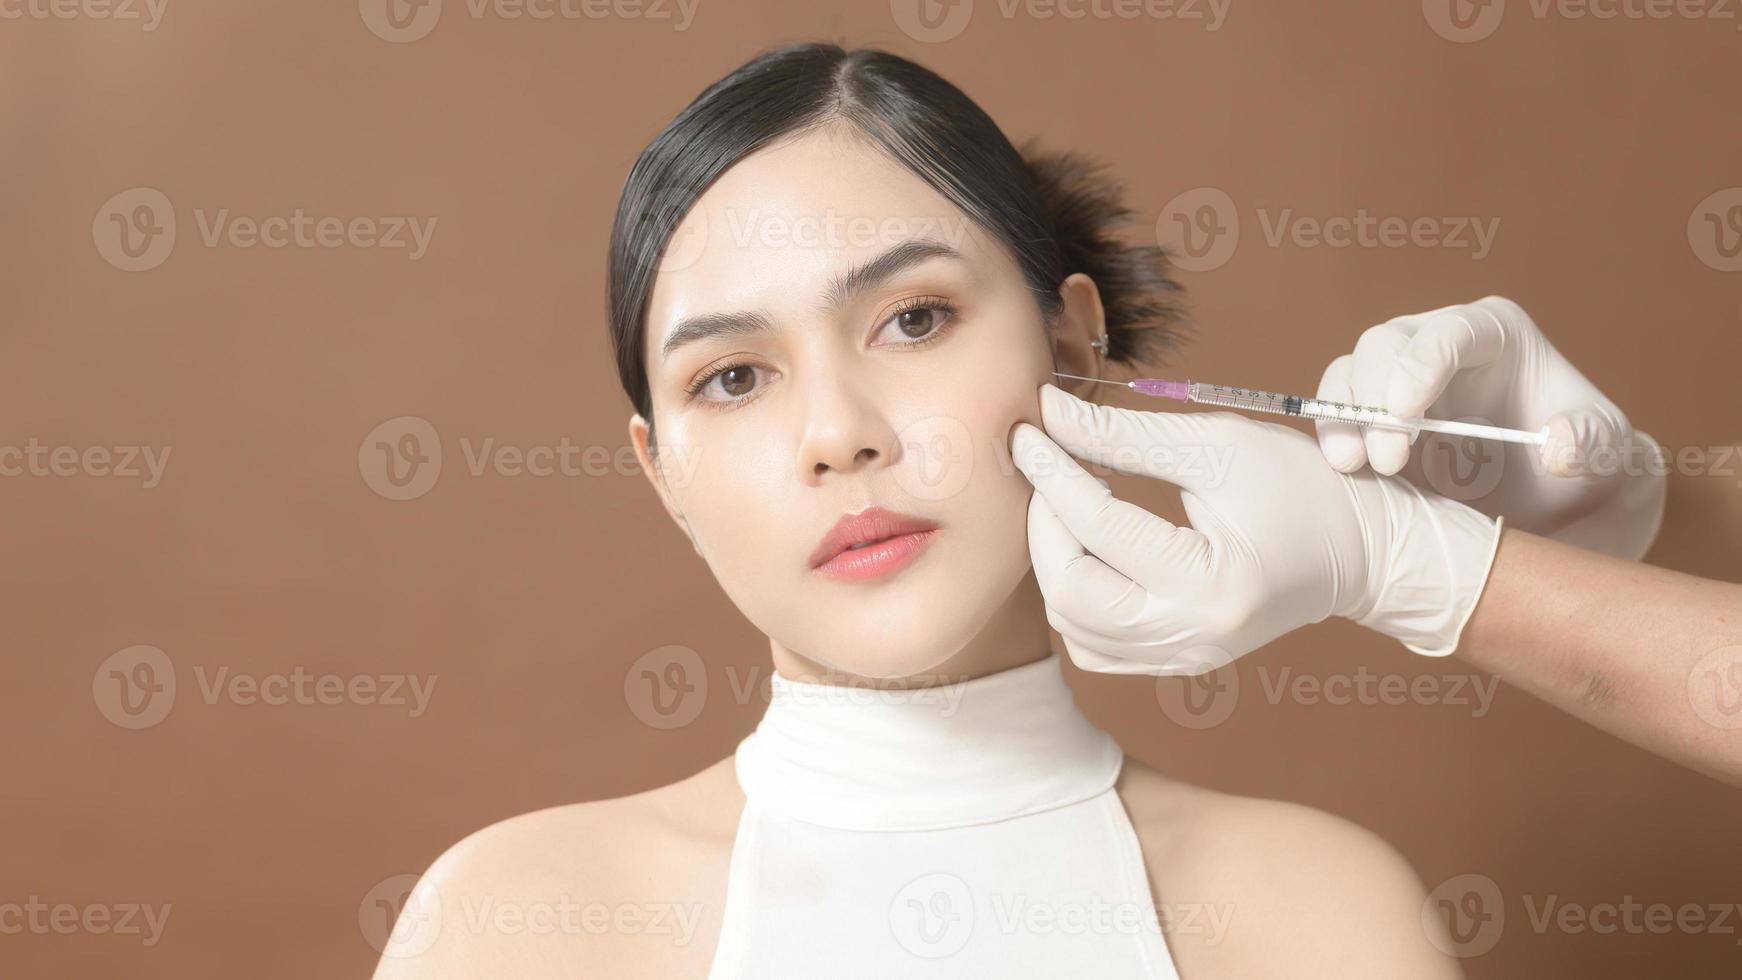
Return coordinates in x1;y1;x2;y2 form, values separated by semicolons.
1317;295;1664;560
1010;385;1504;675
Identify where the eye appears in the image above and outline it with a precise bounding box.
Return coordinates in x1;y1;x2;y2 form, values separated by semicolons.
872;298;958;348
686;362;769;405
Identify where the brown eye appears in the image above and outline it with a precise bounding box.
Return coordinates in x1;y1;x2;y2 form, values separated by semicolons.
718;366;755;397
897;308;936;338
874;302;955;347
691;362;768;404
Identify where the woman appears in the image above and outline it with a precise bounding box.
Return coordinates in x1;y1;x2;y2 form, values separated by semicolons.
373;43;1462;978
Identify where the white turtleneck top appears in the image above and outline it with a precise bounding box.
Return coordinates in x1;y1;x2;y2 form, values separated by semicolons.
706;653;1182;979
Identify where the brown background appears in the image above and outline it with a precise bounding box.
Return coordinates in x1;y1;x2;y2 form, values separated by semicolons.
4;1;1741;977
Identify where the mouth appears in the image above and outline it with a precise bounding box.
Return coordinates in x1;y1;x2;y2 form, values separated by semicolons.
809;507;942;582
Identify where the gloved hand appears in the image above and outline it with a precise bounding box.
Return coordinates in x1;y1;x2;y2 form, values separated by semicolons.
1011;385;1504;675
1316;295;1664;560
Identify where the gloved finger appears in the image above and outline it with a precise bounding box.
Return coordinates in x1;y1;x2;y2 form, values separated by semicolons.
1349;319;1417;475
1075;643;1207;675
1314;353;1366;472
1046;608;1195;675
1383;306;1506;421
1012;422;1212;586
1026;488;1155;632
1032;576;1173;673
1035;384;1242;494
1541;403;1630;478
1058;622;1227;676
1041;601;1130;671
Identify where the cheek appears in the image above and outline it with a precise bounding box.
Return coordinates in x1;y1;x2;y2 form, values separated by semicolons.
655;416;793;581
918;333;1050;546
956;311;1052;478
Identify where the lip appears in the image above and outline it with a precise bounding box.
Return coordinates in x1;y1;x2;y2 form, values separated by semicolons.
809;507;942;582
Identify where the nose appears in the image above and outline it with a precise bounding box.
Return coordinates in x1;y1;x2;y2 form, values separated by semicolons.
795;373;900;484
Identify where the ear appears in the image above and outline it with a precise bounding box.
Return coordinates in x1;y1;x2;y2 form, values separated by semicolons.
1051;272;1108;397
628;413;701;556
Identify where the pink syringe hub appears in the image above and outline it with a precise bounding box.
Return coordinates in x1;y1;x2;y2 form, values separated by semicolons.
1130;378;1192;401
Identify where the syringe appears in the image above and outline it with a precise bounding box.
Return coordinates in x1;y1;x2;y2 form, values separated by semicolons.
1052;373;1549;447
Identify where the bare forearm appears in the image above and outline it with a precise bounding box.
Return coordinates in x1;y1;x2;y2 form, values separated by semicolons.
1458;528;1742;786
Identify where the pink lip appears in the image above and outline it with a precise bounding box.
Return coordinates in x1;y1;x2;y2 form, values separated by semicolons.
809;507;942;582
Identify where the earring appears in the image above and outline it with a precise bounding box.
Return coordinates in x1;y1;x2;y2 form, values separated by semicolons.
1090;335;1109;355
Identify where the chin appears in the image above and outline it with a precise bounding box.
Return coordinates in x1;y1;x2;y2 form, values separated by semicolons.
777;526;1034;680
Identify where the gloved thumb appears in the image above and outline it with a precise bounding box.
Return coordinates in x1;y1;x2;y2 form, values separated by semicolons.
1011;420;1212;586
1541;403;1630;478
1382;306;1507;423
1036;383;1242;494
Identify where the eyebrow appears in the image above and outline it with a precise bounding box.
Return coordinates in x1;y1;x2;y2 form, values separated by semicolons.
659;237;963;361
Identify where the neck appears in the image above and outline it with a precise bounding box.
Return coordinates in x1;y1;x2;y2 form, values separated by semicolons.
768;569;1054;688
737;641;1120;832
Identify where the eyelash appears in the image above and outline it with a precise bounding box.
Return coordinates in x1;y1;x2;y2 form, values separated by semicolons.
681;296;961;408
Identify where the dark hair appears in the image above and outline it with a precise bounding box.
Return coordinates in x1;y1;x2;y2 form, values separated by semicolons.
607;42;1185;447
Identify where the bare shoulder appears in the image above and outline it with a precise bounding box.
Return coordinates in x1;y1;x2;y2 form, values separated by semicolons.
1116;758;1461;979
371;757;742;980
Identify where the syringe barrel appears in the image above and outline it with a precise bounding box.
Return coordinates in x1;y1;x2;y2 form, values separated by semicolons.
1191;383;1421;434
1173;379;1536;444
1187;383;1300;416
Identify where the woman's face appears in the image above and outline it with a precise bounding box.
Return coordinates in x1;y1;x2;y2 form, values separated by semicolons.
634;127;1068;679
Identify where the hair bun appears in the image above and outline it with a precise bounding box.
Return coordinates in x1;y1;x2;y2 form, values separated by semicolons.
1019;143;1188;367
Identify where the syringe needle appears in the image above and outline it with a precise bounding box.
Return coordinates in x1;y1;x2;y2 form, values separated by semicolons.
1052;372;1131;388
